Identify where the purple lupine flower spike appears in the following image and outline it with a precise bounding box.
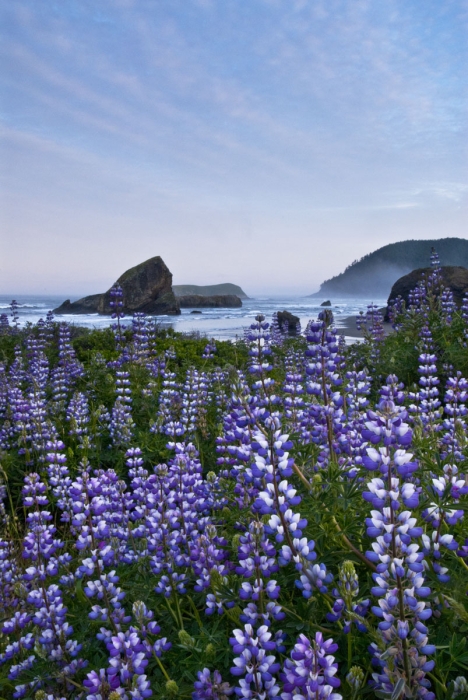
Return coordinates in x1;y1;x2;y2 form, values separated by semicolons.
281;631;342;699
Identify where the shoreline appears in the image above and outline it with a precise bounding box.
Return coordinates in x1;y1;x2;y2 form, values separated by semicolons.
336;314;393;339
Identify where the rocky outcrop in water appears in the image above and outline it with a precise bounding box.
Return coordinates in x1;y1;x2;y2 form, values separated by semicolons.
386;266;468;315
277;310;300;335
54;256;180;316
178;295;242;308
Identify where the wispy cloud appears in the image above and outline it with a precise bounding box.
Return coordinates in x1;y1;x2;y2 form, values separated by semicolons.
0;0;467;294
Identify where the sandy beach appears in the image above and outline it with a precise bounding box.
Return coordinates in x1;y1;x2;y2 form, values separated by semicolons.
336;314;393;339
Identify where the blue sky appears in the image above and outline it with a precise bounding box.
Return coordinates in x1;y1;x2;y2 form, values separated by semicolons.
1;0;467;295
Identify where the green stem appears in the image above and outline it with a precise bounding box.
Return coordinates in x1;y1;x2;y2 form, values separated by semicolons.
291;462;376;572
153;651;171;682
187;596;204;629
427;671;447;693
164;598;180;626
173;593;184;630
280;605;330;634
330;517;377;572
61;677;85;691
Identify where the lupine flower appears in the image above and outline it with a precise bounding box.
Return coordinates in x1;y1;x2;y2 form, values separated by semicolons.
230;623;281;698
408;326;442;430
363;393;435;699
346;666;364;694
0;313;10;334
270;312;285;346
202;341;217;359
193;668;233;699
281;632;342;700
303;315;344;463
10;299;20;332
67;391;92;450
131;313;150;362
451;676;468;698
440;373;467;463
327;561;369;633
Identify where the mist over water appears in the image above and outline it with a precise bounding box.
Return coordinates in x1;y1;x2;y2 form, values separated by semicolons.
0;294;387;341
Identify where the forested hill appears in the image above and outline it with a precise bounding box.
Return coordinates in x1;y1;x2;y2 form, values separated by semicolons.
173;283;249;298
310;238;468;298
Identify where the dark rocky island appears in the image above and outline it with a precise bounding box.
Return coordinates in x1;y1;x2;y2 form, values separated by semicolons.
309;237;468;298
54;256;180;316
173;283;249;299
277;310;301;335
178;295;242;308
387;266;468;313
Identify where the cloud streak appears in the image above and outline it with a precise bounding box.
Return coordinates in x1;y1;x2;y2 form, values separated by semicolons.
0;0;467;294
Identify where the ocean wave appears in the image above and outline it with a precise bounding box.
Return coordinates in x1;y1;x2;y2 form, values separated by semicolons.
0;304;48;310
5;294;386;338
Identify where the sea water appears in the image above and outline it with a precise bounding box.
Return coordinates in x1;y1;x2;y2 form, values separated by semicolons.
0;294;387;341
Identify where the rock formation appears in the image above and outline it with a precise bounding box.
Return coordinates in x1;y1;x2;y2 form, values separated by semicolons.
320;300;332;307
178;295;242;308
386;266;468;316
54;257;180;316
277;310;301;336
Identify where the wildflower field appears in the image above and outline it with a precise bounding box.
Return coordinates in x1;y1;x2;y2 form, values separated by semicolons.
1;257;468;700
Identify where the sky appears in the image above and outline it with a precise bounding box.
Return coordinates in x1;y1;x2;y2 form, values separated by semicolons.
0;0;467;296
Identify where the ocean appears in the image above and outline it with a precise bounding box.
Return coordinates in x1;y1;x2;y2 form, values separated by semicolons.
0;294;387;341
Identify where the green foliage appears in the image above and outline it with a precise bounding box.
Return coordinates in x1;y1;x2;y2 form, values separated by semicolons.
347;307;468;401
0;333;18;365
71;326;118;362
1;312;468;698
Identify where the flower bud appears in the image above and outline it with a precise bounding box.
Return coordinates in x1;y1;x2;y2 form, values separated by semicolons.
165;680;179;696
452;676;468;698
205;642;215;658
34;642;48;660
210;569;224;591
178;629;195;648
346;665;364;690
132;600;146;623
311;473;322;496
205;524;217;539
338;560;359;600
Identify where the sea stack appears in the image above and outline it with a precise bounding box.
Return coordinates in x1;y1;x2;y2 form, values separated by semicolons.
277;310;300;336
54;256;181;315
